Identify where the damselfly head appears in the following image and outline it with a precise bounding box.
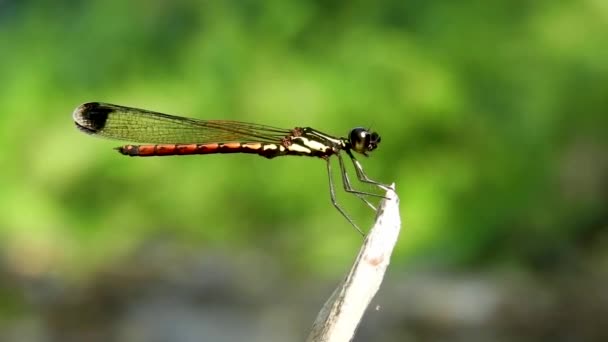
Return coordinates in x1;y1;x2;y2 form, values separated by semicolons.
349;127;381;156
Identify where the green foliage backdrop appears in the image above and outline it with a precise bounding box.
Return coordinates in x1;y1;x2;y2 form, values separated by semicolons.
1;0;606;276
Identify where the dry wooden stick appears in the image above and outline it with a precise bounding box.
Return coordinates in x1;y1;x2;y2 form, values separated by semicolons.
307;185;401;342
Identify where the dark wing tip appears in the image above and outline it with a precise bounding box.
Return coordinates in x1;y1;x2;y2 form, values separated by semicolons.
73;102;112;134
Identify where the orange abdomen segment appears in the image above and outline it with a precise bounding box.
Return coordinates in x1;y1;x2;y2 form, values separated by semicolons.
117;142;285;158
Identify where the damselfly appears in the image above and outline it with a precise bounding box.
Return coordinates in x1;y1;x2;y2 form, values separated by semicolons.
73;102;390;234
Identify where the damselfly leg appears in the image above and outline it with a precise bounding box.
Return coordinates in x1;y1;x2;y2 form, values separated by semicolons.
336;152;384;211
325;158;365;235
345;150;394;191
324;151;390;235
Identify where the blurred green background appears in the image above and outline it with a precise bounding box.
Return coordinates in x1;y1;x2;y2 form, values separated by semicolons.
1;0;607;341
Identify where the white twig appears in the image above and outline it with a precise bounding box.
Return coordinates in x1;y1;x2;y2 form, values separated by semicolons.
307;184;401;342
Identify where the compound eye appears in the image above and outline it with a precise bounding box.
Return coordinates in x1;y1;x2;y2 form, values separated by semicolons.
370;132;381;145
349;128;371;154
